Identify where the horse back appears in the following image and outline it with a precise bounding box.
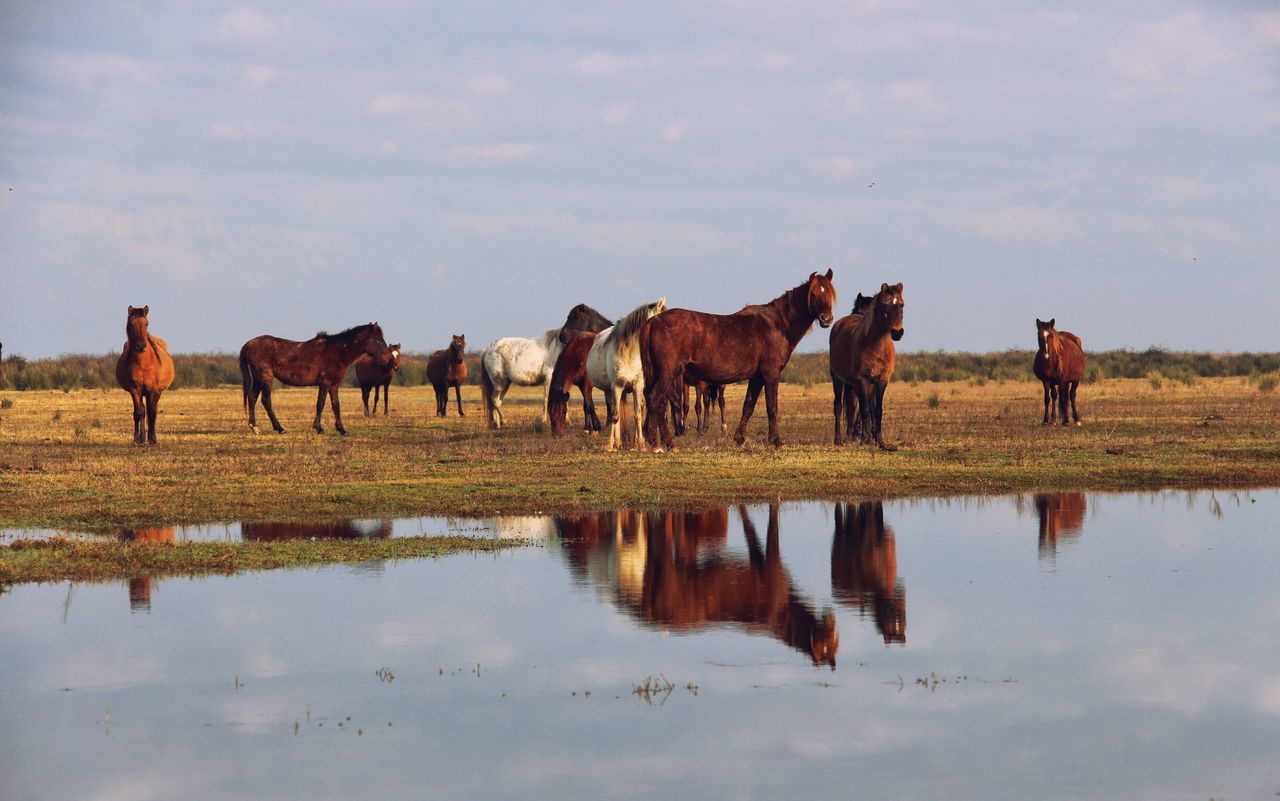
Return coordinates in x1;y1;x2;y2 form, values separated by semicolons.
829;313;894;384
354;353;391;386
1059;332;1086;381
648;308;786;384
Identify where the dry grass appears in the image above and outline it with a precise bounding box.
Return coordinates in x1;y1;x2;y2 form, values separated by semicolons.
1;378;1278;531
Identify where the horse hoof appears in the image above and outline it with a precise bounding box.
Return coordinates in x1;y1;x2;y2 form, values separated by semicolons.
652;446;665;454
337;429;348;436
249;425;260;435
1075;421;1082;427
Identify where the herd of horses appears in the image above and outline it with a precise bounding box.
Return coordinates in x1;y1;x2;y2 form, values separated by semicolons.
114;268;1086;445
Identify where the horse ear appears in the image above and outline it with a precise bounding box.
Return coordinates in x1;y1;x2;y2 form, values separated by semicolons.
809;271;817;281
128;305;135;314
894;283;902;293
880;282;890;293
142;305;149;316
825;267;834;280
1048;318;1055;327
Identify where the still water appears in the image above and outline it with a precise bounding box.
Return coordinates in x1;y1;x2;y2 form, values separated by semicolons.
3;491;1279;800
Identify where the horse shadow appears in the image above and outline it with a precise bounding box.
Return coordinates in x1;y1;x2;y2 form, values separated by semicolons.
1032;493;1087;558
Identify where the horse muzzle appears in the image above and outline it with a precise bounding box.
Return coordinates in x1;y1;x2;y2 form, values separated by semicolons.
818;313;833;328
132;341;147;354
891;327;904;341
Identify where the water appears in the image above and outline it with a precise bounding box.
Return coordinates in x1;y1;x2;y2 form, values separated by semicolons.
3;491;1279;800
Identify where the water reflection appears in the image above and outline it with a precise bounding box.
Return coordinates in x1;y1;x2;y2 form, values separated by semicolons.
555;505;839;667
1033;493;1087;558
831;502;906;644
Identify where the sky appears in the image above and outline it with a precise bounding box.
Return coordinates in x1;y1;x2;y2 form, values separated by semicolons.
1;1;1277;358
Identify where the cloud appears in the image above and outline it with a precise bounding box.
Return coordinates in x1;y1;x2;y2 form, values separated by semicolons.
573;51;633;77
1108;11;1233;84
822;79;864;115
215;6;288;44
757;49;794;72
660;120;688;142
884;79;948;120
808;155;866;179
450;142;537;162
367;92;476;132
965;205;1081;246
242;64;278;91
34;201;218;280
207;119;265;141
600;100;636;126
45;53;155;92
1155;176;1207;203
465;72;512;98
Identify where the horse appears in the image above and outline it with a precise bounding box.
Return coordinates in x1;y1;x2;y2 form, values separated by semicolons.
425;335;468;417
548;331;603;437
641;269;836;451
829;282;904;450
690;380;726;434
480;304;612;430
1033;318;1085;425
831;502;906;644
587;298;667;451
354;343;401;416
239;322;388;435
114;305;175;444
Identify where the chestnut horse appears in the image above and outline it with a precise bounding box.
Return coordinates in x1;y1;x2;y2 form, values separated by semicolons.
829;283;904;449
480;304;612;429
426;335;468;417
548;331;602;437
1034;318;1085;425
115;305;175;444
239;322;388;435
642;269;836;450
831;502;906;644
355;343;401;416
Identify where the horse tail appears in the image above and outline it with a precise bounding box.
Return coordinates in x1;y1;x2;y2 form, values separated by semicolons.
479;355;496;427
239;348;252;414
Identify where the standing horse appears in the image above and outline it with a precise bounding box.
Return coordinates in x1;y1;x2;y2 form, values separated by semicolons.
239;322;388;435
355;343;401;416
480;304;612;429
831;502;906;644
829;283;904;450
115;305;175;444
587;298;667;451
642;270;836;451
426;335;468;417
691;380;726;434
1033;318;1085;425
548;331;603;437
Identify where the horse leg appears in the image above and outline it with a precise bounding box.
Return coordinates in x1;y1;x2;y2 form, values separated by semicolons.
1069;381;1081;425
313;386;327;433
381;381;390;416
716;387;726;434
129;388;145;444
832;373;844;445
455;384;464;416
146;389;161;445
362;385;372;417
1058;381;1070;426
494;382;509;429
633;381;647;450
763;379;784;448
844;383;859;442
330;385;347;435
247;382;263;434
853;378;874;445
734;376;764;446
604;387;620;452
261;385;286;433
1041;381;1052;425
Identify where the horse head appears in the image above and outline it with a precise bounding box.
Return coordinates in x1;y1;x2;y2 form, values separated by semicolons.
852;292;873;314
559;304;613;345
1036;318;1060;359
450;334;467;363
384;343;402;373
875;283;905;341
807;268;836;328
360;323;389;358
810;608;840;669
126;305;150;354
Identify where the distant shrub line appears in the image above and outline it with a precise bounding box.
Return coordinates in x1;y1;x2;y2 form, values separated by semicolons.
2;348;1278;391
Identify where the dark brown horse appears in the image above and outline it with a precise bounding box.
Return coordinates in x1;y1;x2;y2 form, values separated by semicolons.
239;322;388;435
831;502;906;644
115;305;175;444
1033;318;1085;425
354;343;401;416
642;269;837;450
425;335;468;417
829;283;904;449
689;379;726;434
548;331;602;437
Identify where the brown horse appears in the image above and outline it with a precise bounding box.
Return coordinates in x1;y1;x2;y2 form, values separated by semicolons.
548;331;602;437
831;502;906;644
1033;318;1085;425
115;305;175;444
355;343;401;416
239;322;388;435
425;335;468;417
829;283;904;449
642;269;837;450
689;379;726;434
1033;492;1086;557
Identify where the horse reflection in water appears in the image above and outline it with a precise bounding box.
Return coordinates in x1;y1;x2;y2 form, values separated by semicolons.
1034;493;1086;557
554;505;839;667
120;527;175;613
831;502;906;644
239;520;393;541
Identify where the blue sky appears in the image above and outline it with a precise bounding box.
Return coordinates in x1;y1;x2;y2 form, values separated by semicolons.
2;1;1277;357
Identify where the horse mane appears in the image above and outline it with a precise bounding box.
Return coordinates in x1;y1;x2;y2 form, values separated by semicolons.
741;280;807;321
540;329;560;349
314;323;375;343
850;303;877;341
612;300;660;346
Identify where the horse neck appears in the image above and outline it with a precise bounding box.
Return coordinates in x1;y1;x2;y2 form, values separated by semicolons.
333;333;369;362
760;286;815;349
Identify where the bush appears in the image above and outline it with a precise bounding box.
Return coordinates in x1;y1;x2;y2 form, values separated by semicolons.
1147;372;1163;390
1258;373;1278;393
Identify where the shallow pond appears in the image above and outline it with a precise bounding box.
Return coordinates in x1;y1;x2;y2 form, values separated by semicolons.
3;491;1279;800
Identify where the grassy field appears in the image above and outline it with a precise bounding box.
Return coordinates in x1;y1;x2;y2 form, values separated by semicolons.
2;377;1278;534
